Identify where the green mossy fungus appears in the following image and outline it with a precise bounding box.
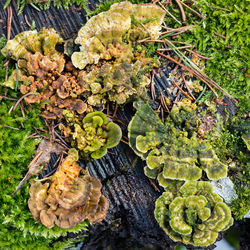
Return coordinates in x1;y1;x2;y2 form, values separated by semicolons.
129;100;249;219
63;111;122;159
155;181;234;247
0;35;88;249
128;101;228;185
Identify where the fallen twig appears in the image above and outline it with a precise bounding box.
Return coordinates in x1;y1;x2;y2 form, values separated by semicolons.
156;52;232;101
0;95;17;101
121;139;129;145
182;74;196;100
24;15;32;27
208;6;230;12
157;45;193;51
7;5;13;40
172;80;194;100
138;39;166;44
0;125;20;130
185;48;212;60
160;25;194;36
54;139;70;149
8;92;36;114
148;178;161;192
176;0;205;19
54;131;70;149
52;152;64;168
13;151;44;196
112;103;118;118
175;0;186;22
214;32;226;39
158;2;182;25
151;71;156;100
106;115;127;126
160;92;170;112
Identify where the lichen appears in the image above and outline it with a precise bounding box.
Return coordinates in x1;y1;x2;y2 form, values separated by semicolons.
155;181;233;247
60;111;122;159
28;148;109;229
128;101;228;184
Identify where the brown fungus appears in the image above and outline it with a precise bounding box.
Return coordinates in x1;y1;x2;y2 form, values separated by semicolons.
28;149;109;229
2;28;89;120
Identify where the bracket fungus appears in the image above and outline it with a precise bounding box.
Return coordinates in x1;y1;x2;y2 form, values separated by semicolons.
60;111;122;159
72;1;165;69
28;149;109;229
68;1;164;105
128;101;228;186
154;181;233;246
1;29;90;119
80;59;153;106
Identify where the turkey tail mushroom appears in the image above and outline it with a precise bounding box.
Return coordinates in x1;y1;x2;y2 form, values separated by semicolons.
28;149;109;229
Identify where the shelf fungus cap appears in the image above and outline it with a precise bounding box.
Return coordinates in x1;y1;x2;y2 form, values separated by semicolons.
1;28;63;61
28;151;109;229
130;4;165;40
28;182;50;221
154;181;233;247
72;2;165;69
129;103;228;182
198;143;228;180
128;103;167;159
68;111;122;159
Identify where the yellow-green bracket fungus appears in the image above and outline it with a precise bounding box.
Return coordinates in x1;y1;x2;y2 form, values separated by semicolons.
70;1;165;106
1;28;64;89
128;102;228;189
154;181;234;247
72;1;165;69
61;111;122;159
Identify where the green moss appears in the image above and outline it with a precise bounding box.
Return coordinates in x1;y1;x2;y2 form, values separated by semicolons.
152;0;249;113
0;37;88;249
210;117;250;219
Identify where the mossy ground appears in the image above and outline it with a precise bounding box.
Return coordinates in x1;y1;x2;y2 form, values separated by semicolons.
0;35;88;249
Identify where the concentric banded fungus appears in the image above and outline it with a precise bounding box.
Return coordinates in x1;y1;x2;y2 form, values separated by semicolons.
128;102;228;186
154;181;233;246
28;149;109;229
72;1;165;69
81;59;153;106
1;28;63;60
1;29;89;119
128;103;168;158
61;112;122;159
